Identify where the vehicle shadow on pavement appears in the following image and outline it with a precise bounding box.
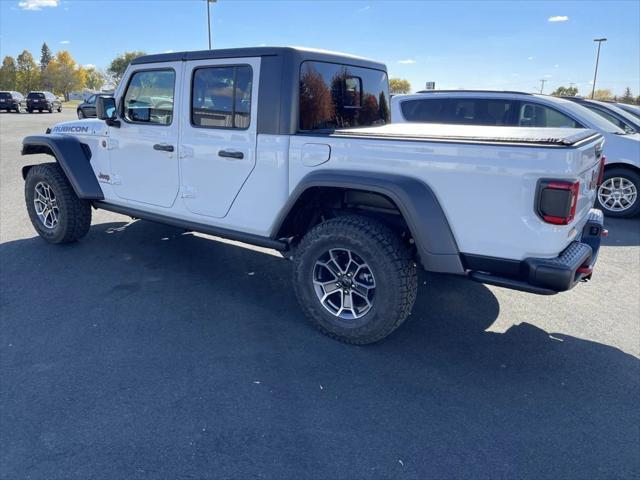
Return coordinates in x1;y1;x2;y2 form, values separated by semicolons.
602;217;640;247
1;220;638;480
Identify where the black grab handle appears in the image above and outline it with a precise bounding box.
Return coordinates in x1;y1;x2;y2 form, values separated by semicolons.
218;150;244;159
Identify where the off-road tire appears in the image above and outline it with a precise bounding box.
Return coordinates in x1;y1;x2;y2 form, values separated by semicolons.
293;215;417;344
25;163;92;243
597;167;640;218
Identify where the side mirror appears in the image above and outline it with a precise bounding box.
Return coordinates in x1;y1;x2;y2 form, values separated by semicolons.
97;96;117;120
96;96;120;127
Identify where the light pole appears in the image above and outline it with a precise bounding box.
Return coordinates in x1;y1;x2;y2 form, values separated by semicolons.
591;38;607;99
206;0;217;50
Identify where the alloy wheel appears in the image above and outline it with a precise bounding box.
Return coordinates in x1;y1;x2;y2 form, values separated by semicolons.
33;181;59;229
312;248;376;320
598;177;637;212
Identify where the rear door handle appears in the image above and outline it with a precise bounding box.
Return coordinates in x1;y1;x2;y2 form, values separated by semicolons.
218;149;244;160
153;143;174;152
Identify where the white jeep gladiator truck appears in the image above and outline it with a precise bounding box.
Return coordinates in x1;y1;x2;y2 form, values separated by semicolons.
21;47;606;344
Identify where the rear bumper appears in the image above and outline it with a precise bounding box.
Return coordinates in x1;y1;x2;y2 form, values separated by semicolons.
467;209;605;295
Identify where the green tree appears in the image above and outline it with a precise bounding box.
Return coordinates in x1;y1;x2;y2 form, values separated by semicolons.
47;51;86;100
551;85;578;97
389;78;411;95
84;67;105;91
107;51;146;85
0;56;17;90
40;43;53;72
619;87;634;104
16;50;40;93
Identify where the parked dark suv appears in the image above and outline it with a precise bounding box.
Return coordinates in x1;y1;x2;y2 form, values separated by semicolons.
26;91;62;113
0;91;27;113
77;93;112;119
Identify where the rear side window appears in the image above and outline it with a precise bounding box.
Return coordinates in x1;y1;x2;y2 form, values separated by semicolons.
299;61;390;131
518;103;581;128
123;69;175;125
401;98;516;126
400;98;447;122
191;65;252;129
448;99;517;126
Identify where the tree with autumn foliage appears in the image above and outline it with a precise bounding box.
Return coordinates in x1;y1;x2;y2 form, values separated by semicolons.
44;51;86;100
16;50;40;93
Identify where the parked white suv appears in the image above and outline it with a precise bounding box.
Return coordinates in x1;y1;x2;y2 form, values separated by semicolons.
391;91;640;218
21;48;606;344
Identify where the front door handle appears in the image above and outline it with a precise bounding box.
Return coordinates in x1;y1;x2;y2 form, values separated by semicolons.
153;143;174;152
218;149;244;160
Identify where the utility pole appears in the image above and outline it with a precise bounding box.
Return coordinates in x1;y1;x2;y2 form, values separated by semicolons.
591;38;607;99
539;79;546;94
206;0;217;50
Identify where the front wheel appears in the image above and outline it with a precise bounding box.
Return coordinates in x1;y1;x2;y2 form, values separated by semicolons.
25;163;92;243
293;215;417;344
77;109;85;119
597;167;640;218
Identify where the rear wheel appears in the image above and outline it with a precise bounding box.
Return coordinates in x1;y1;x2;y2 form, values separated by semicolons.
597;167;640;218
25;163;92;244
293;215;417;344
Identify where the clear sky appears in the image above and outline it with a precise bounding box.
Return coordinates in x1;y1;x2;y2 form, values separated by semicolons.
1;0;638;96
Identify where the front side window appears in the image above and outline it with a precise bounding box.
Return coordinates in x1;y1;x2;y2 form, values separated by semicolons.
191;65;252;129
585;106;629;130
123;69;175;125
299;61;390;131
518;103;581;128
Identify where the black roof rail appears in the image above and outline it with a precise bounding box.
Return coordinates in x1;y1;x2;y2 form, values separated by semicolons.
415;89;533;95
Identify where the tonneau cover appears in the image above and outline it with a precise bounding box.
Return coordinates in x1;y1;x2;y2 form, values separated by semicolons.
333;123;601;146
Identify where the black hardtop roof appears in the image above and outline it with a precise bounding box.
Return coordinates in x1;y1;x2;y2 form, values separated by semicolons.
131;46;387;71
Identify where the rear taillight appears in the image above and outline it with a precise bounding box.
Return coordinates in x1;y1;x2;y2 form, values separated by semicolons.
597;155;606;186
537;179;580;225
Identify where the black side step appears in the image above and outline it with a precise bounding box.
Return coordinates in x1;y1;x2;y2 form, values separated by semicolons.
93;201;289;252
469;272;557;295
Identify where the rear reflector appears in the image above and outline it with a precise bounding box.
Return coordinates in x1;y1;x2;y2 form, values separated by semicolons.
537;180;580;225
597;155;606;186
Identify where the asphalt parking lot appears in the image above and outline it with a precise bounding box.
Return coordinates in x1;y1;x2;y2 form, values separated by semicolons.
1;110;639;479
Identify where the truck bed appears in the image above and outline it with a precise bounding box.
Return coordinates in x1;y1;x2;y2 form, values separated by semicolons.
332;123;601;147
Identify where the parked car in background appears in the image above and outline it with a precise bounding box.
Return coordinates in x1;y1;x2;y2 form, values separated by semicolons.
391;91;640;218
616;102;640;120
77;93;113;119
26;91;62;113
0;91;27;113
564;97;640;134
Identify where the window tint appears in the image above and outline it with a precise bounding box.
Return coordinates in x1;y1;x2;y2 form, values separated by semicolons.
87;95;96;105
0;92;11;100
401;98;447;122
191;65;252;129
123;69;175;125
28;92;45;99
518;103;580;128
299;61;390;131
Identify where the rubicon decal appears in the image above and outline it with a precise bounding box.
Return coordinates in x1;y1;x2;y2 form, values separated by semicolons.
52;125;89;134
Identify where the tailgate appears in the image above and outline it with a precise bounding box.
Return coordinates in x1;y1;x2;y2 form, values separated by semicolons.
574;137;605;225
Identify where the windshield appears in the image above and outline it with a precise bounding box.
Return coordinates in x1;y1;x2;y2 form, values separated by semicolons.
27;92;45;99
546;97;626;134
0;92;11;100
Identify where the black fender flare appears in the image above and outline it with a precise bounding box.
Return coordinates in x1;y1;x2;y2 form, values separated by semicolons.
21;134;104;200
271;170;464;274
